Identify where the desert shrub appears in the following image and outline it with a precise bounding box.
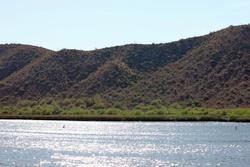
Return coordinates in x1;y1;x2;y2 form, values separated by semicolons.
31;106;42;115
66;107;86;115
52;106;62;114
75;98;86;107
57;99;75;109
146;110;155;115
41;105;53;115
19;107;33;115
39;98;54;105
156;109;164;115
113;102;125;109
105;108;120;115
17;100;37;108
85;98;95;107
202;111;209;115
97;109;105;115
181;110;188;115
134;103;152;112
132;110;142;115
187;99;202;107
151;99;163;108
1;106;18;114
93;103;105;110
135;103;145;110
170;103;184;109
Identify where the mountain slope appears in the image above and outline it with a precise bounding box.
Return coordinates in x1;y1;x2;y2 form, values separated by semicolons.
0;44;53;80
0;24;249;108
122;25;250;107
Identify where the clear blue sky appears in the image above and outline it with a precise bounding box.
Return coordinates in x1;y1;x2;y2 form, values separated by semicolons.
1;0;250;51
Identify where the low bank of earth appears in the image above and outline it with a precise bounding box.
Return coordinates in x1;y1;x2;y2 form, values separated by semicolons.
0;114;250;122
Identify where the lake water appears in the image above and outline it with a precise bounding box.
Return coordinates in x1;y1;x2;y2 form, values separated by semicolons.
0;120;249;167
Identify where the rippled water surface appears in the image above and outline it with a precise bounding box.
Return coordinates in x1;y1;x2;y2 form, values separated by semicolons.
0;120;249;166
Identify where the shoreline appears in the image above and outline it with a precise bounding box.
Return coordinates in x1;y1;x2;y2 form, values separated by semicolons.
1;114;250;122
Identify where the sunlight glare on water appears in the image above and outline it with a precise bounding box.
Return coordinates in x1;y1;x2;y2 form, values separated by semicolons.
0;120;250;166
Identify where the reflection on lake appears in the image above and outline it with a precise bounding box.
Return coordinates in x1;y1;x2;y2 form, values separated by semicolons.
0;120;250;166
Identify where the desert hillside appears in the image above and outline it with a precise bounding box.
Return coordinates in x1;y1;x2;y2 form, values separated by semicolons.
0;24;249;108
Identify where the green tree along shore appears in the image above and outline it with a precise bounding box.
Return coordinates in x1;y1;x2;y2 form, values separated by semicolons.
1;98;249;121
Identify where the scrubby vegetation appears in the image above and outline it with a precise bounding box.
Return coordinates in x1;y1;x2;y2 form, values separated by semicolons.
0;98;249;121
